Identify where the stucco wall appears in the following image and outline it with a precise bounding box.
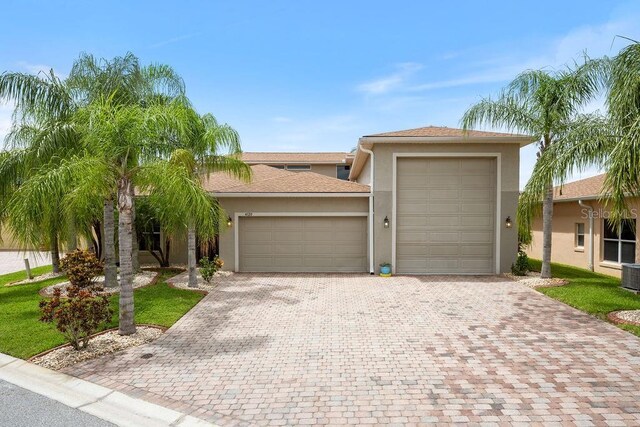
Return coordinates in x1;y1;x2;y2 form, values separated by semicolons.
526;198;640;278
216;196;369;271
370;142;520;274
0;225;22;250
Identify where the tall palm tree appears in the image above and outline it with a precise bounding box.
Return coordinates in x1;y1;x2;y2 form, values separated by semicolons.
0;70;78;272
525;42;640;229
73;96;221;334
171;112;251;287
461;65;599;278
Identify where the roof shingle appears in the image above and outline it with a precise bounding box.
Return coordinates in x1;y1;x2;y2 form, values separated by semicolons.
365;126;525;138
240;152;351;164
553;174;607;200
202;164;370;194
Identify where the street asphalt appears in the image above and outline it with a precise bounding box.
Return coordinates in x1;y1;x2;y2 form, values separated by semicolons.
0;379;115;427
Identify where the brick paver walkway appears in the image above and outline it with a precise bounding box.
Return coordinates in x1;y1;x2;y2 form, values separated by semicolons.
65;274;640;425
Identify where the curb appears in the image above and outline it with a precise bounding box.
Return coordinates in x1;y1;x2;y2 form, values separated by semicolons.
0;352;215;426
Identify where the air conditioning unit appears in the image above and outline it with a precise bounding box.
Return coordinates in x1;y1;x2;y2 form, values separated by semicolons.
621;264;640;293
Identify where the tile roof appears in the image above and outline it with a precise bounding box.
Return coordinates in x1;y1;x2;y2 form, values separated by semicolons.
240;152;351;164
365;126;526;138
202;164;370;194
554;174;607;200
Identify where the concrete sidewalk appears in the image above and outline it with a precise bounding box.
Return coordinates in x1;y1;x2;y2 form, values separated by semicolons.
0;353;214;427
0;251;51;275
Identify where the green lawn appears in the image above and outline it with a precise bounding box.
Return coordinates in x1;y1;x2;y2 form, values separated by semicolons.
530;259;640;337
0;268;204;359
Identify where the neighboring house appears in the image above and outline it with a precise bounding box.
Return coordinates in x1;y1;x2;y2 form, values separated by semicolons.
527;174;639;278
155;125;528;275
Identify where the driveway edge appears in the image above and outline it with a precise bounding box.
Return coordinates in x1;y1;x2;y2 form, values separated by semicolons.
0;352;214;427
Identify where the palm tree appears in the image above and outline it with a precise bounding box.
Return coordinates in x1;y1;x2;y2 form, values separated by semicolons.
461;65;599;278
525;42;640;230
73;96;222;334
0;70;78;272
171;112;251;288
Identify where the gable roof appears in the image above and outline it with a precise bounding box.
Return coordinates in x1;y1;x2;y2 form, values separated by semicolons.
240;152;351;164
364;126;525;138
554;174;607;201
202;164;370;195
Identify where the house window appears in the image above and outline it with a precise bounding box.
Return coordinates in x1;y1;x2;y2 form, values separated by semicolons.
285;165;311;171
271;165;285;169
575;223;585;248
336;165;351;180
139;221;161;251
603;219;636;264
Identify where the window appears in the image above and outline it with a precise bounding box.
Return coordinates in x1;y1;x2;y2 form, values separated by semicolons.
603;219;636;264
285;165;311;171
139;221;161;251
336;165;351;180
271;165;285;169
575;223;585;248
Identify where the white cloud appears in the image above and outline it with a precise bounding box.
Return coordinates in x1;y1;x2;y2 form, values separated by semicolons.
16;61;54;75
356;62;422;95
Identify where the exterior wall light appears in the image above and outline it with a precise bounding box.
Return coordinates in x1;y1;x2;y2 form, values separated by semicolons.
227;216;233;227
505;216;512;228
383;216;390;228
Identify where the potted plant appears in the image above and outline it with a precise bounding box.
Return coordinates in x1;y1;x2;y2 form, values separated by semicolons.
379;262;392;277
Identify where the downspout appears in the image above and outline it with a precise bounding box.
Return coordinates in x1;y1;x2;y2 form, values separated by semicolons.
578;200;594;271
359;145;375;275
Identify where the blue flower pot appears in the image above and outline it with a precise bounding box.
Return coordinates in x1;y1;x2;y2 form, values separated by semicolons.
380;265;391;275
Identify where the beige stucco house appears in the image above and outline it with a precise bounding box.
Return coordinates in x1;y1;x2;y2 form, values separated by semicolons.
527;174;639;278
4;125;530;275
168;126;529;275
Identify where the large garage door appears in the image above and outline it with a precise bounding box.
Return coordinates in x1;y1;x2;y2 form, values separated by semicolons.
239;216;367;272
396;157;496;274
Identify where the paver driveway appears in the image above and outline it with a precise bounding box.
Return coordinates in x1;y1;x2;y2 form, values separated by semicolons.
66;274;640;425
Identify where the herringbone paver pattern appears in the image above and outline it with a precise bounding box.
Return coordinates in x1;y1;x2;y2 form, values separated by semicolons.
65;274;640;425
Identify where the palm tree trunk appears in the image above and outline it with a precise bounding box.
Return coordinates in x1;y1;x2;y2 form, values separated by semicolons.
541;182;554;278
103;199;117;288
188;223;197;288
50;230;60;274
117;177;136;335
130;186;140;273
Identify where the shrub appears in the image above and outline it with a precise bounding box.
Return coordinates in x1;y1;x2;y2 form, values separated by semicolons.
39;286;113;350
511;251;530;276
60;249;103;290
199;256;224;283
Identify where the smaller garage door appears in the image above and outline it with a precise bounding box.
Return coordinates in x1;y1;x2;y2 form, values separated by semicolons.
239;216;367;273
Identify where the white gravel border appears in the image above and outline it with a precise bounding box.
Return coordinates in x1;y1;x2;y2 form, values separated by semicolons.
611;310;640;325
7;272;65;286
40;271;158;297
504;272;569;288
30;326;164;370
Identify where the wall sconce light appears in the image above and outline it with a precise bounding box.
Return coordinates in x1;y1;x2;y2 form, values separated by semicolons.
383;216;390;228
505;216;512;228
227;216;233;227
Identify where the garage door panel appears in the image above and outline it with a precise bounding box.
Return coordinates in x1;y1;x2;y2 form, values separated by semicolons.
461;214;493;227
462;244;493;256
428;244;460;256
239;216;367;273
397;244;428;257
397;157;495;274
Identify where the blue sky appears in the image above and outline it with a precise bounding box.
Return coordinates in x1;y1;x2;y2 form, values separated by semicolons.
1;0;639;188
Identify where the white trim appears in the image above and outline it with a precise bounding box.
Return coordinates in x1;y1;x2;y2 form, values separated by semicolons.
234;212;369;272
392;153;502;275
213;192;370;198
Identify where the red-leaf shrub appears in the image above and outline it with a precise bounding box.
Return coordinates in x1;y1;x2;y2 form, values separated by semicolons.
60;249;103;290
39;286;113;350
